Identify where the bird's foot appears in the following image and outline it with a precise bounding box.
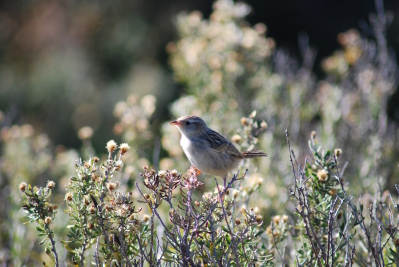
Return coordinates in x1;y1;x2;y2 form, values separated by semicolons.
188;166;202;176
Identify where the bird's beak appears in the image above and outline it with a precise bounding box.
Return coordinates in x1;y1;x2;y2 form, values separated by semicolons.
169;120;182;126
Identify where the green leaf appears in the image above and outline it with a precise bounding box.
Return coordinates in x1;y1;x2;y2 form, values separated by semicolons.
226;234;231;245
221;226;230;233
324;150;330;161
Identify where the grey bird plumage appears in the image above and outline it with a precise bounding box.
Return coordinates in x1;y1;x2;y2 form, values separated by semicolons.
170;115;267;180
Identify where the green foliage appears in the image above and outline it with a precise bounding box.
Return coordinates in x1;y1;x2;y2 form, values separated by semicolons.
20;182;59;265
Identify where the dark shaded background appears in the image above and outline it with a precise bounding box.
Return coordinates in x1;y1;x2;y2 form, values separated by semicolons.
0;0;398;153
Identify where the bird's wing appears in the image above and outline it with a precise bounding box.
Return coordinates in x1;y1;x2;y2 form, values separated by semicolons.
205;129;243;159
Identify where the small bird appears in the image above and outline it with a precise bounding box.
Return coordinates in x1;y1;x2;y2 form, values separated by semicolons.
170;115;267;184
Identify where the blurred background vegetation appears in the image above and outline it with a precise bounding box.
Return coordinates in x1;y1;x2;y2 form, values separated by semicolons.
1;0;399;265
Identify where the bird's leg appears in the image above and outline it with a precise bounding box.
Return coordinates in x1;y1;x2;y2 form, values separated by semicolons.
188;165;202;176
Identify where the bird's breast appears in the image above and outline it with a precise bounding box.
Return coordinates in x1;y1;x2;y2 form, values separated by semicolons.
180;135;200;161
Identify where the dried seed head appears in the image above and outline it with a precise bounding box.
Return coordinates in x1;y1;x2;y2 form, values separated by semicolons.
88;223;94;229
256;215;263;224
78;126;93;140
84;161;91;169
119;143;131;155
241;117;249;126
317;169;329;182
107;182;118;192
231;134;242;143
225;189;230;195
337;211;343;220
44;217;52;225
144;194;150;199
266;226;272;235
115;163;122;171
393;238;399;246
329;189;337;196
195;201;200;207
260;120;268;129
232;189;239;199
65;192;73;202
158;170;167;178
273;230;279;238
334;148;342;157
106;140;117;153
19;182;27;192
235;218;241;225
93;156;99;163
170;169;178;177
282;215;289;223
91;173;98;182
89;206;96;214
46;181;56;190
116;207;127;217
272;215;281;224
84;197;90;206
105;205;112;212
143;214;150;222
311;131;316;139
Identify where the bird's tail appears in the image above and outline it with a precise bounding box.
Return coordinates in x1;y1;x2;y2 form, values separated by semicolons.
242;150;267;159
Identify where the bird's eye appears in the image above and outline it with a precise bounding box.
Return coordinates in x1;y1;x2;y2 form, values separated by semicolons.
185;121;191;126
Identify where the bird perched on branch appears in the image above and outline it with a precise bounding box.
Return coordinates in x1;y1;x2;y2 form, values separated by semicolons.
170;115;267;184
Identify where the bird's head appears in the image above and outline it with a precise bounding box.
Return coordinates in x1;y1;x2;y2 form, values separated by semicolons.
169;116;208;138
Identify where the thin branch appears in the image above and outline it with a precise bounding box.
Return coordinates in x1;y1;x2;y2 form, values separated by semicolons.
48;232;59;267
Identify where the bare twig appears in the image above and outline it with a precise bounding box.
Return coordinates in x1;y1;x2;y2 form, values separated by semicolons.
48;232;59;267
